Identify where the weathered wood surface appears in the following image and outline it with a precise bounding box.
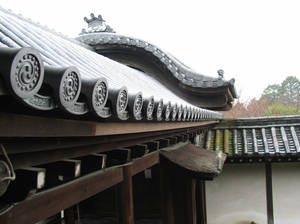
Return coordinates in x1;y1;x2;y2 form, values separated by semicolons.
0;167;123;224
9;130;189;169
160;144;226;177
186;178;197;224
132;151;159;175
196;180;207;224
160;160;175;224
117;164;134;224
160;157;198;224
0;112;218;137
2;125;199;155
0;149;161;224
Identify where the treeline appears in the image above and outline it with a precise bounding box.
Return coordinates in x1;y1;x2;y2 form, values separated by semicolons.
224;76;300;118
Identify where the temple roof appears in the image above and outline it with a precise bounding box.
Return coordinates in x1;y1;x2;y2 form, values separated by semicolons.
0;8;232;121
77;14;237;110
0;8;235;122
205;116;300;163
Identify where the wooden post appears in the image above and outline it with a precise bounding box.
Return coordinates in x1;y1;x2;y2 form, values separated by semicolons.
160;159;174;224
265;162;274;224
171;175;197;224
196;180;207;224
186;178;197;224
65;206;76;224
118;163;134;224
160;157;198;224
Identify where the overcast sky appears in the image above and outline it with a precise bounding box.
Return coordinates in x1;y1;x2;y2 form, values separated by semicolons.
1;0;300;102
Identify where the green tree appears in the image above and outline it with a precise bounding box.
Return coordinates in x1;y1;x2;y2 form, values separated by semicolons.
262;76;300;110
262;84;281;104
280;76;300;108
264;104;300;116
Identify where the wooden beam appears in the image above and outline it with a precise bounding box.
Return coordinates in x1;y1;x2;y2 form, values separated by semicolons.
2;167;46;203
144;141;160;152
0;112;218;137
75;154;107;175
132;151;159;175
3;126;202;155
104;149;131;167
10;128;200;169
158;139;170;148
0;167;123;224
126;144;149;159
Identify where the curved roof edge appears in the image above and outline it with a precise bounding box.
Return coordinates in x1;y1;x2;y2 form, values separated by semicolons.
77;32;237;108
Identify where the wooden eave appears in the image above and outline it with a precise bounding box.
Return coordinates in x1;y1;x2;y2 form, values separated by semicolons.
160;143;226;179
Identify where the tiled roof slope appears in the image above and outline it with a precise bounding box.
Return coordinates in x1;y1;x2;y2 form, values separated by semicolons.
0;7;224;122
77;14;237;110
205;116;300;162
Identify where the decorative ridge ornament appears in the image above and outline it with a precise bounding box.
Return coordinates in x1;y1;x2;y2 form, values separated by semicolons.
80;13;115;35
217;69;224;79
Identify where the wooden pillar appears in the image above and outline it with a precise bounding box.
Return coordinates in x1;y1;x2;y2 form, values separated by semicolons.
265;162;274;224
172;175;197;224
196;180;207;224
160;158;197;224
186;178;197;224
65;206;76;224
118;163;134;224
160;160;175;224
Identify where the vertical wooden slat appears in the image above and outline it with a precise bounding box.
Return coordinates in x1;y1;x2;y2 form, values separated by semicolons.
261;128;269;153
65;205;76;224
118;164;134;224
196;180;207;224
160;160;174;224
172;175;197;224
280;127;290;153
290;126;300;152
252;129;258;154
271;127;280;153
186;179;197;224
233;129;238;155
242;129;248;154
265;163;274;224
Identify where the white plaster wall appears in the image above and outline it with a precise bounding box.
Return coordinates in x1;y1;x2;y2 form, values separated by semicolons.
272;163;300;224
206;163;267;224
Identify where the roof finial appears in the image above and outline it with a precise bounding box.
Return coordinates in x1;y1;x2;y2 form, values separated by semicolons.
217;69;224;79
80;13;115;35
